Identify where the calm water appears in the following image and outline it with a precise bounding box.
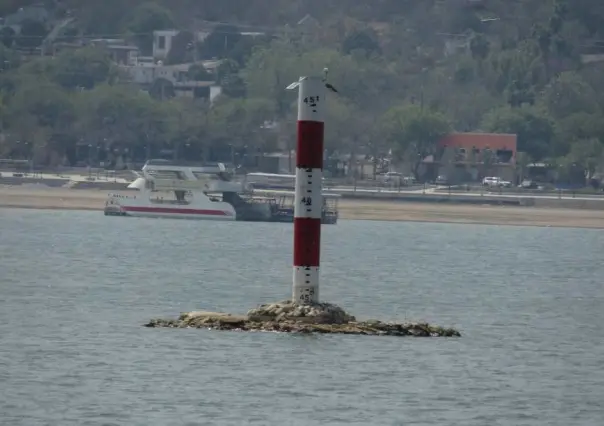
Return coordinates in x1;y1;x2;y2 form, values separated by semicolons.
1;209;603;426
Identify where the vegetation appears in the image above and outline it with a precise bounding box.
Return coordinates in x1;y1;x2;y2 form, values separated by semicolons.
0;0;603;182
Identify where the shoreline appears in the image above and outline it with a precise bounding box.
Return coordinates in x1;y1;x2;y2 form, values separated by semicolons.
2;186;604;229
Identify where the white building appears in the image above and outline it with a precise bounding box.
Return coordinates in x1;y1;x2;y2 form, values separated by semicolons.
119;62;222;102
153;30;210;60
152;29;265;60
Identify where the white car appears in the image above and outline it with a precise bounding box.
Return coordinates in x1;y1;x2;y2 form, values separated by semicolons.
482;176;512;188
379;172;413;185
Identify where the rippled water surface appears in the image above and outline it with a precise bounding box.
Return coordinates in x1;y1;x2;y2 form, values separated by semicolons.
1;208;604;425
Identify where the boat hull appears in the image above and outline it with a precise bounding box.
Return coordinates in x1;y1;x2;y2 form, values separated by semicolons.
104;191;237;221
104;205;235;220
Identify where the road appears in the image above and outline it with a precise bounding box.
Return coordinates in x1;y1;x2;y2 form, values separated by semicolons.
326;185;604;202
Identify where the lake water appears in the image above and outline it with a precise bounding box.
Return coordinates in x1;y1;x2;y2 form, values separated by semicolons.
1;208;604;426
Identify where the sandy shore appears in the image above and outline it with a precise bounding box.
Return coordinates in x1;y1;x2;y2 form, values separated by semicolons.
1;185;604;228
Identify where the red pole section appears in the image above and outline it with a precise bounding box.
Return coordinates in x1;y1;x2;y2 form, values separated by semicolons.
291;76;326;304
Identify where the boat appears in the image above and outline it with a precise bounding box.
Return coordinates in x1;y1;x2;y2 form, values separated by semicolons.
104;160;239;220
244;172;296;190
240;189;340;225
104;160;339;224
244;172;326;190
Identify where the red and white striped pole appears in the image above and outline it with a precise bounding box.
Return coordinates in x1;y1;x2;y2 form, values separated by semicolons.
287;75;327;304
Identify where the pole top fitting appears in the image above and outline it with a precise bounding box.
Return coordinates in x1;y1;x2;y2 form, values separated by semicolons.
285;69;339;93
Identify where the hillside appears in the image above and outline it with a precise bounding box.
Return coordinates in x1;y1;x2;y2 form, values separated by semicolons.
0;0;603;183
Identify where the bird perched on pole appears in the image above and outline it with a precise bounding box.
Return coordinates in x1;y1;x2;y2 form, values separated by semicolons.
323;67;338;93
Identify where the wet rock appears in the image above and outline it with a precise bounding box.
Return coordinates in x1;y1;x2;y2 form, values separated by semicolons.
246;301;356;324
145;301;461;337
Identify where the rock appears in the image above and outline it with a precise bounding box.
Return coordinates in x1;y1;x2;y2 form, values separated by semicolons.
146;301;461;337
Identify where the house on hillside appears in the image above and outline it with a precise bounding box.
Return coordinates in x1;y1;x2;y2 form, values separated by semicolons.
120;61;222;102
152;28;265;61
90;39;139;65
153;29;205;60
50;38;140;66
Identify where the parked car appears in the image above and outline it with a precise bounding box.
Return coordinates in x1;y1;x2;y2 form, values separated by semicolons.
519;179;538;189
482;176;512;188
378;172;414;186
435;175;449;185
378;171;402;182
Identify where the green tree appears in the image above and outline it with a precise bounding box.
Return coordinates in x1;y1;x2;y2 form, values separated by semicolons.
207;97;276;152
1;27;16;48
554;112;604;156
0;44;20;70
188;64;212;81
381;104;451;179
480;148;495;179
16;19;48;49
166;31;195;65
124;2;175;55
481;105;555;161
538;71;600;119
565;138;604;181
342;29;381;56
3;79;78;160
469;32;490;61
216;59;246;97
198;24;243;60
52;47;117;89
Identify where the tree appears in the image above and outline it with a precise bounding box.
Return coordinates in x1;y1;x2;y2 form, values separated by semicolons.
124;2;175;55
481;105;554;161
207;97;275;150
6;79;76;129
469;32;490;61
440;146;457;183
0;27;16;48
3;78;77;160
227;35;272;65
565;138;604;180
198;24;242;60
538;71;600;119
75;84;178;160
216;59;246;98
0;45;20;71
16;19;48;49
2;0;604;172
52;47;117;90
166;31;195;65
516;151;533;183
342;29;381;56
554;112;604;156
187;64;212;81
480;148;495;179
70;0;140;35
381;104;451;179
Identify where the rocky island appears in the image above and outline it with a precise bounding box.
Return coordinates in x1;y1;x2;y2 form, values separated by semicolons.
144;301;461;337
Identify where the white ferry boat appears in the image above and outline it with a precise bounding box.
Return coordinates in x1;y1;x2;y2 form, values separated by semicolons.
104;159;340;223
104;160;241;220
